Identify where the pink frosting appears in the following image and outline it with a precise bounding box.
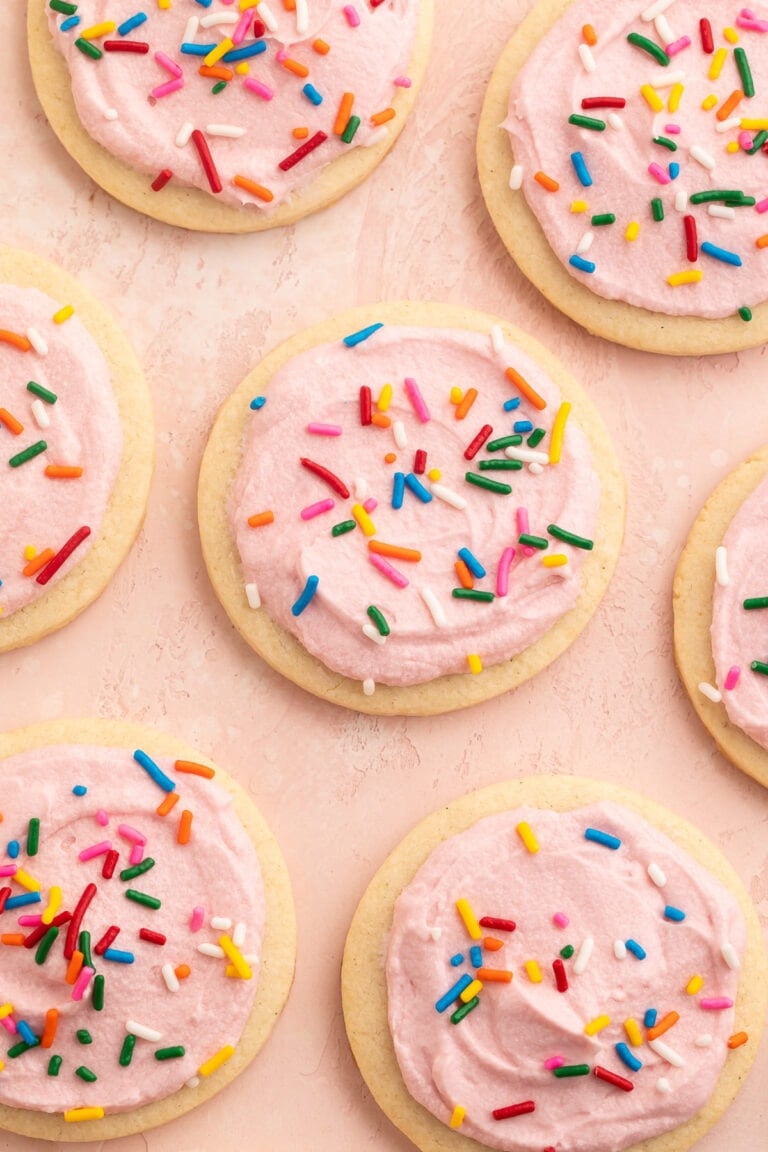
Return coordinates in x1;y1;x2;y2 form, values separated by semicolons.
0;285;122;619
48;0;418;209
0;745;265;1114
505;0;768;319
711;469;768;747
228;324;601;688
386;802;746;1152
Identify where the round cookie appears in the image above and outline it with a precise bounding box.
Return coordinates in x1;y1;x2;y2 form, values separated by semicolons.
477;0;768;355
674;444;768;789
198;301;625;715
0;246;153;653
28;0;432;233
0;717;296;1141
342;776;767;1152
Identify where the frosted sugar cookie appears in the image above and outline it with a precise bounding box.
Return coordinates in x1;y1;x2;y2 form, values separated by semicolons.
674;443;768;788
0;246;152;653
198;302;625;715
477;0;768;354
342;776;767;1152
0;718;296;1141
28;0;432;232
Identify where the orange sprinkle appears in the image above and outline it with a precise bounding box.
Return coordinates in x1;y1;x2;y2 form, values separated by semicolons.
505;366;547;411
247;510;275;528
582;23;597;45
0;409;23;435
281;58;309;77
1;934;25;946
717;89;744;121
156;792;180;817
369;540;422;562
334;92;355;135
646;1011;679;1041
292;127;309;139
282;0;296;9
45;465;83;479
454;388;478;420
370;412;391;428
756;234;768;248
40;1009;59;1049
175;759;215;779
177;810;193;846
727;1031;748;1049
476;967;513;983
454;559;474;589
175;964;191;980
483;936;504;951
534;170;560;192
199;64;234;80
384;452;397;464
312;38;330;54
0;330;31;352
371;107;396;126
65;950;84;986
233;176;274;203
23;549;54;577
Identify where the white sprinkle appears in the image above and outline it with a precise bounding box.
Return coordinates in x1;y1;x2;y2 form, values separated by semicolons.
504;445;549;465
647;861;667;887
614;939;627;960
162;963;180;992
362;678;376;696
573;936;594;975
708;204;736;219
690;145;716;170
393;420;407;449
200;12;238;25
528;461;544;475
31;399;50;429
25;327;48;355
245;582;261;609
509;164;524;190
721;941;740;970
607;112;624;130
694;1033;713;1047
197;943;225;958
490;324;505;353
642;0;676;20
104;108;119;121
431;483;467;510
186;1076;201;1089
715;116;741;134
428;926;442;941
648;1038;685;1067
715;546;729;587
176;122;194;148
421;587;447;627
578;43;596;72
259;2;278;31
698;681;722;703
242;952;259;965
362;622;387;645
295;0;309;35
126;1020;163;1042
674;188;689;212
354;477;367;500
576;230;594;254
210;916;232;931
362;126;389;148
649;68;686;88
656;1077;672;1094
182;16;199;41
232;921;246;948
654;14;675;43
205;124;247;138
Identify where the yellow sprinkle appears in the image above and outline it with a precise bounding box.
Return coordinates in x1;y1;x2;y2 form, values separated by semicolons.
625;220;640;241
686;974;704;995
542;554;568;568
377;383;393;411
548;401;571;465
351;503;376;537
740;118;768;130
53;305;74;324
204;37;234;67
218;934;252;979
42;885;62;925
723;25;739;43
198;1044;236;1077
240;0;262;8
524;960;543;983
449;1105;466;1129
701;93;718;110
668;82;684;113
726;141;740;153
624;1018;643;1047
13;868;41;892
570;199;589;213
455;898;482;940
709;47;728;80
64;1107;105;1122
157;0;171;7
460;979;483;1003
81;21;116;38
427;468;441;482
516;821;539;854
235;62;250;75
0;1060;4;1072
640;84;664;113
585;1014;612;1036
23;545;36;561
0;1005;14;1021
467;654;482;675
667;269;703;286
449;386;463;404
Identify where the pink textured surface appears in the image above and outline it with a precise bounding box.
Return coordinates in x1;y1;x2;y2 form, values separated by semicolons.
3;3;767;1151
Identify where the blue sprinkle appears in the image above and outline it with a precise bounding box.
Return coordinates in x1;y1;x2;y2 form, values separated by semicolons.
194;0;214;6
16;1021;38;1047
72;785;87;797
664;904;686;922
458;548;486;579
250;396;266;410
513;420;533;434
626;939;647;960
60;14;80;30
435;973;472;1013
644;1008;657;1028
343;322;383;347
392;471;405;509
584;827;621;850
669;161;680;179
103;948;135;964
133;749;176;794
570;150;593;187
569;254;596;274
291;574;320;617
222;41;268;63
180;42;217;55
615;1042;643;1072
503;398;521;412
403;473;432;503
302;83;323;105
450;953;464;967
7;840;20;859
701;241;742;267
117;12;147;35
469;945;483;967
5;892;41;910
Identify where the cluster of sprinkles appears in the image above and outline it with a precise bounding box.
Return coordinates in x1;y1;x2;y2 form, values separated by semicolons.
419;815;746;1137
699;539;768;702
243;322;596;696
0;752;254;1121
510;1;768;321
50;0;413;205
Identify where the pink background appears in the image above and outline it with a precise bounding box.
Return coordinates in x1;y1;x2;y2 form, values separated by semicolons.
3;2;767;1150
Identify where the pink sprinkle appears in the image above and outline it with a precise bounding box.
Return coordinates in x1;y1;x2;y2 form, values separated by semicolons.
129;843;144;866
648;162;671;185
724;665;741;690
154;50;182;78
700;997;733;1010
343;4;360;26
553;912;570;928
369;552;409;588
363;497;378;513
756;197;768;213
18;915;42;926
0;865;17;877
496;547;516;596
664;124;681;134
516;508;536;556
71;966;95;1002
394;76;411;87
151;77;185;100
78;840;112;862
190;906;205;932
739;131;754;150
544;1055;565;1070
666;35;691;56
244;77;274;100
1;1016;17;1035
275;48;288;62
118;824;146;845
232;9;253;43
300;498;336;520
404;377;431;423
96;809;109;827
737;14;768;30
307;422;343;436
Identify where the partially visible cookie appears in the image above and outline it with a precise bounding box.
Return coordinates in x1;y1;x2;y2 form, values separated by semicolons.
674;444;768;789
0;717;296;1141
0;246;153;652
342;776;767;1152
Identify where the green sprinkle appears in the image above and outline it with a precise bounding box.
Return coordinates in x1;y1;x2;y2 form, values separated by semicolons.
568;114;606;131
652;136;678;152
27;381;57;404
50;0;77;13
92;974;105;1012
119;858;156;882
27;817;40;855
518;534;548;550
155;1046;186;1060
751;660;768;675
548;524;594;550
465;472;512;495
591;213;616;226
366;605;390;636
487;434;522;451
7;1041;36;1058
748;130;768;154
119;1034;136;1067
341;115;361;143
734;46;755;98
9;441;47;469
553;1064;591;1078
744;596;768;609
47;1055;63;1076
627;31;669;66
76;1065;97;1082
452;589;495;602
76;1030;92;1045
331;519;356;537
725;195;756;206
527;428;546;448
651;198;664;222
560;944;575;959
35;926;59;965
125;889;161;910
79;930;93;969
211;81;227;94
450;996;479;1024
478;459;522;471
75;37;102;59
739;306;753;322
689;190;746;204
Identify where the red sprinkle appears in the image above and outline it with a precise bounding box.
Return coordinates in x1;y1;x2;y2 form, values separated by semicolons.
252;18;266;36
479;916;516;932
36;526;91;586
23;922;52;949
413;449;427;474
684;215;698;262
700;17;714;53
594;1065;634;1092
102;850;119;880
492;1101;536;1120
103;39;150;53
278;130;328;171
0;887;10;913
464;423;493;461
151;169;173;192
94;925;120;956
139;928;167;946
359;385;372;426
300;457;350;498
191;129;223;194
552;958;569;992
51;911;72;927
581;96;626;109
64;883;97;959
